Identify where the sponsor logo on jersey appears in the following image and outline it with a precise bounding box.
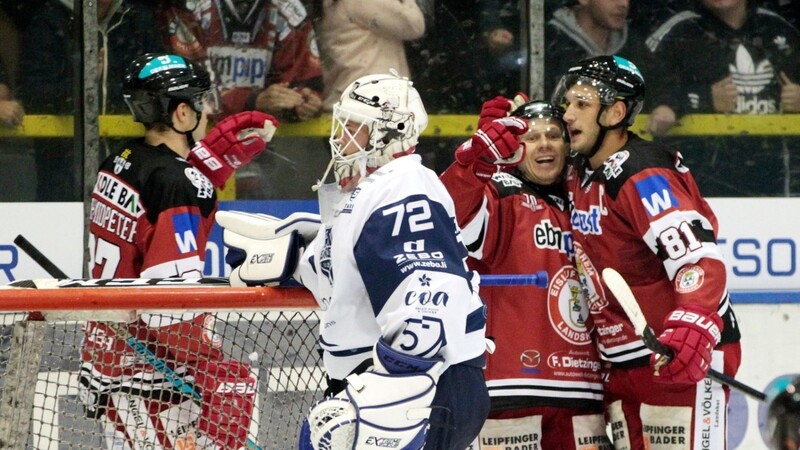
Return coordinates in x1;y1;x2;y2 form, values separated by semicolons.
184;167;215;199
207;46;270;88
571;205;603;235
404;290;450;308
520;349;541;373
603;151;629;179
675;264;705;293
172;213;200;254
597;323;624;337
492;172;522;188
405;274;450;310
547;351;601;371
533;219;574;258
395;240;448;274
94;172;142;217
634;174;679;217
548;267;592;345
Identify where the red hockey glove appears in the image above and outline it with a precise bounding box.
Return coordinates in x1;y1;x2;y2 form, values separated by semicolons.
455;117;528;181
651;305;722;385
477;92;529;129
193;360;257;449
187;111;279;188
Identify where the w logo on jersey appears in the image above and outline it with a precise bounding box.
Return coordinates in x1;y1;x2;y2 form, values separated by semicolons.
635;175;679;217
172;213;199;253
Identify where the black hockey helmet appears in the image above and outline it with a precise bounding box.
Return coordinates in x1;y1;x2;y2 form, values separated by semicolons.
766;376;800;450
122;53;211;125
551;55;645;127
511;100;568;141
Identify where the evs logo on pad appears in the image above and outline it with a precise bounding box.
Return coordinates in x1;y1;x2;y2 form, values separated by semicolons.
634;175;679;217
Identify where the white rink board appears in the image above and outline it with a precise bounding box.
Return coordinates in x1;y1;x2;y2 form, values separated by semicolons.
0;199;797;448
0;203;84;282
709;198;800;291
2;199;797;290
727;303;800;449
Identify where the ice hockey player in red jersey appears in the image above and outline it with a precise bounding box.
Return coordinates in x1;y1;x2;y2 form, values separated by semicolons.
83;52;277;449
553;55;742;449
440;98;610;449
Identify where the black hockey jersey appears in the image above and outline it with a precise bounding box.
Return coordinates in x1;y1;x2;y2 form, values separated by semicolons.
646;3;800;115
88;139;217;278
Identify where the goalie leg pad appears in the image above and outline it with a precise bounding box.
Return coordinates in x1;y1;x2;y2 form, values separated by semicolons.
307;371;438;450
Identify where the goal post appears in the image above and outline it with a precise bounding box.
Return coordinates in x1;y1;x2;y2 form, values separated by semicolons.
0;284;323;450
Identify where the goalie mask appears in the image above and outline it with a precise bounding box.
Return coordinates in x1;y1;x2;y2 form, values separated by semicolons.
123;53;215;130
766;375;800;450
327;72;429;189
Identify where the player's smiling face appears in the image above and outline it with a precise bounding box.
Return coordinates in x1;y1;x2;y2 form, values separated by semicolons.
561;85;604;156
518;118;567;185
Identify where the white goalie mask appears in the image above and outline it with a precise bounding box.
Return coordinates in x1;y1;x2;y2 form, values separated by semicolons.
327;73;428;189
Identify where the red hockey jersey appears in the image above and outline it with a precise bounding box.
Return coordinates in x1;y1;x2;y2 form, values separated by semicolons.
566;133;740;367
158;0;323;117
440;163;603;412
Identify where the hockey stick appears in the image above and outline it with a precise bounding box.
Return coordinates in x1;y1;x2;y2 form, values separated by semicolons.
601;267;766;402
13;235;69;279
8;271;549;289
13;235;264;449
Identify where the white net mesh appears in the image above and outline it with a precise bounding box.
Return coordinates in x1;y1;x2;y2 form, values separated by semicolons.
0;308;324;450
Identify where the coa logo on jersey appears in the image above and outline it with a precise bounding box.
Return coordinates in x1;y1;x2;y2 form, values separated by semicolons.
574;242;608;313
547;266;592;346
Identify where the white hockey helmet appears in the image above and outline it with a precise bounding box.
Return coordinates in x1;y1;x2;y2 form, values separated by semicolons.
328;72;428;187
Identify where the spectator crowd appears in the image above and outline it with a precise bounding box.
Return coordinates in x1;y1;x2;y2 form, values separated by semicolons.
0;0;798;200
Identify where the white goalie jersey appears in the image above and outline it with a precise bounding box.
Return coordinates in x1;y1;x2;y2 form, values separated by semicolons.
295;155;488;380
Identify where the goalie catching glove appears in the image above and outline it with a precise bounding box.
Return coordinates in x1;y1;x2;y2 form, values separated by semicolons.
215;210;321;286
651;305;722;385
455;117;529;181
304;339;444;450
188;111;278;188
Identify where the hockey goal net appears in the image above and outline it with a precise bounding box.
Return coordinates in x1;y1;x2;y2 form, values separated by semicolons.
0;282;323;450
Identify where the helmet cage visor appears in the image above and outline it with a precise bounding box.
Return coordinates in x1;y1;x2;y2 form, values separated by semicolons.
552;74;619;109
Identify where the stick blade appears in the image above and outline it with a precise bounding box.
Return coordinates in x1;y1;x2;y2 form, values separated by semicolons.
602;268;648;336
